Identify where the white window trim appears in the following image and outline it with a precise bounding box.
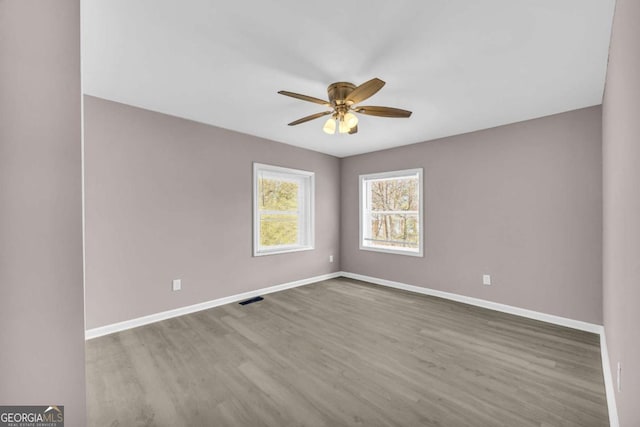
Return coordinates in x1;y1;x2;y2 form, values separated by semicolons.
359;168;424;257
253;162;315;256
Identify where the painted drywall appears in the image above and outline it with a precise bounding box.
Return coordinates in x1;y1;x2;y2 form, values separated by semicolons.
0;0;86;425
83;96;340;329
341;106;603;324
602;0;640;424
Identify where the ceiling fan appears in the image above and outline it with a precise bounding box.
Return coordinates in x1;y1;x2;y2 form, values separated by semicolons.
278;78;412;135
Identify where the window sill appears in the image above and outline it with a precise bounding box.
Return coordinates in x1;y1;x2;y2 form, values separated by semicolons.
359;245;423;257
254;245;314;257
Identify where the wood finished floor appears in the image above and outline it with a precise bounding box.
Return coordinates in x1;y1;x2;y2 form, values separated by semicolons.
86;278;609;427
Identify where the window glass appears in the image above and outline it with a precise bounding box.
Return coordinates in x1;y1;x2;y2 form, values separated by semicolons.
254;163;314;256
360;169;423;256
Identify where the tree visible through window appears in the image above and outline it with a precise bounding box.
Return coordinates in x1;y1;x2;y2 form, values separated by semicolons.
360;169;423;256
253;163;314;256
258;178;299;246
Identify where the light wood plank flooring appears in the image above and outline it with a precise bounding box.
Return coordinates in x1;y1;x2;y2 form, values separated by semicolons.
86;277;609;426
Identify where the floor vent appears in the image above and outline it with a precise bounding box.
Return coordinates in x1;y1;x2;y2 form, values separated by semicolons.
239;296;264;306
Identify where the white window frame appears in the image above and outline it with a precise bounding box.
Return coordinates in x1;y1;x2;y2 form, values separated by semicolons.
253;162;315;256
359;168;424;257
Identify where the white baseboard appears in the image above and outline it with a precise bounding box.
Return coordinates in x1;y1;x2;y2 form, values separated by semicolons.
85;272;342;340
340;271;603;334
600;332;620;427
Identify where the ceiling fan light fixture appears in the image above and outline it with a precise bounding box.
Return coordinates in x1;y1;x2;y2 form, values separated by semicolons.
322;118;336;134
344;112;358;129
338;119;350;134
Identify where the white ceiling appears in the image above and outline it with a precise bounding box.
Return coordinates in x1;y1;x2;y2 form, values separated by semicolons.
82;0;615;158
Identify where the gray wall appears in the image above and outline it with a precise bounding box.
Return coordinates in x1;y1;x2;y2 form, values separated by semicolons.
602;0;640;424
0;1;86;425
341;107;603;324
84;96;341;329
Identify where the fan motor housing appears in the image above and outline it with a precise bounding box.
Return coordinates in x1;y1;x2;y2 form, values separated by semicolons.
328;82;356;106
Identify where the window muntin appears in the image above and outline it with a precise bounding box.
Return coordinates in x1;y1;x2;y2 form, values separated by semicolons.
253;163;314;256
360;169;423;256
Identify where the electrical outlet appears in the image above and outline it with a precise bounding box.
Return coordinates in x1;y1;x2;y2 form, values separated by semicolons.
172;279;181;291
329;255;334;263
482;274;491;286
617;362;621;392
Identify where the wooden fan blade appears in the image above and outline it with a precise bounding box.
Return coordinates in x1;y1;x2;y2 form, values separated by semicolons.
287;111;332;126
346;78;385;104
348;125;358;134
278;90;330;106
354;106;412;118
